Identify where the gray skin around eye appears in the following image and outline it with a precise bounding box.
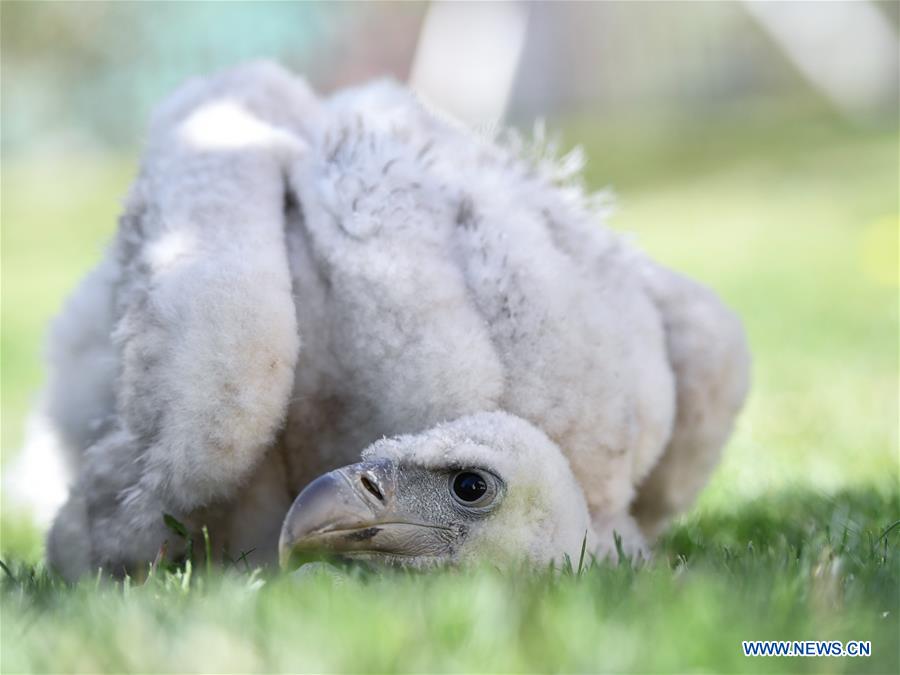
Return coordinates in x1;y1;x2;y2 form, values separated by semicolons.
393;465;504;531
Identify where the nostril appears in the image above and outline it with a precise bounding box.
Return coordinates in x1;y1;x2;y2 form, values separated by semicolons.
360;474;384;501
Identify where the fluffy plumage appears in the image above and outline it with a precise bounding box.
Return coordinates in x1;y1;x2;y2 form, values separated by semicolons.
38;62;750;579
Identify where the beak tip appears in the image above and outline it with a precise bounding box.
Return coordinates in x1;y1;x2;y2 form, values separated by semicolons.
278;462;394;568
277;529;293;570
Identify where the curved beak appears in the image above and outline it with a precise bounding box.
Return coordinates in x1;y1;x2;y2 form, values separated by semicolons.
278;459;453;569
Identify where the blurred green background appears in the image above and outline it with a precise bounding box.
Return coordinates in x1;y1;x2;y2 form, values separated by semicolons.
1;2;898;672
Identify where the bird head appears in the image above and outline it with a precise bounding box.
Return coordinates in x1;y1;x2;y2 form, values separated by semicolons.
279;412;596;570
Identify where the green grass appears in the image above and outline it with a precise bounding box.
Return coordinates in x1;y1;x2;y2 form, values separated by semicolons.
1;106;898;672
1;490;897;673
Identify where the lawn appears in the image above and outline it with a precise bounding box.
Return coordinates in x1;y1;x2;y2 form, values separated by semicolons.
1;104;898;673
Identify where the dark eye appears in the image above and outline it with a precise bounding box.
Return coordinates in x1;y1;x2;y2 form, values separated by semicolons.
453;472;487;502
449;470;502;510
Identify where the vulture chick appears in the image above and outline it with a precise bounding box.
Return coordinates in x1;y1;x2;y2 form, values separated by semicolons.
39;63;750;579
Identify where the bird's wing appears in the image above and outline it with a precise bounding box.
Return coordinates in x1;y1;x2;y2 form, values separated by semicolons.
46;63;324;577
110;62;316;512
631;259;751;537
